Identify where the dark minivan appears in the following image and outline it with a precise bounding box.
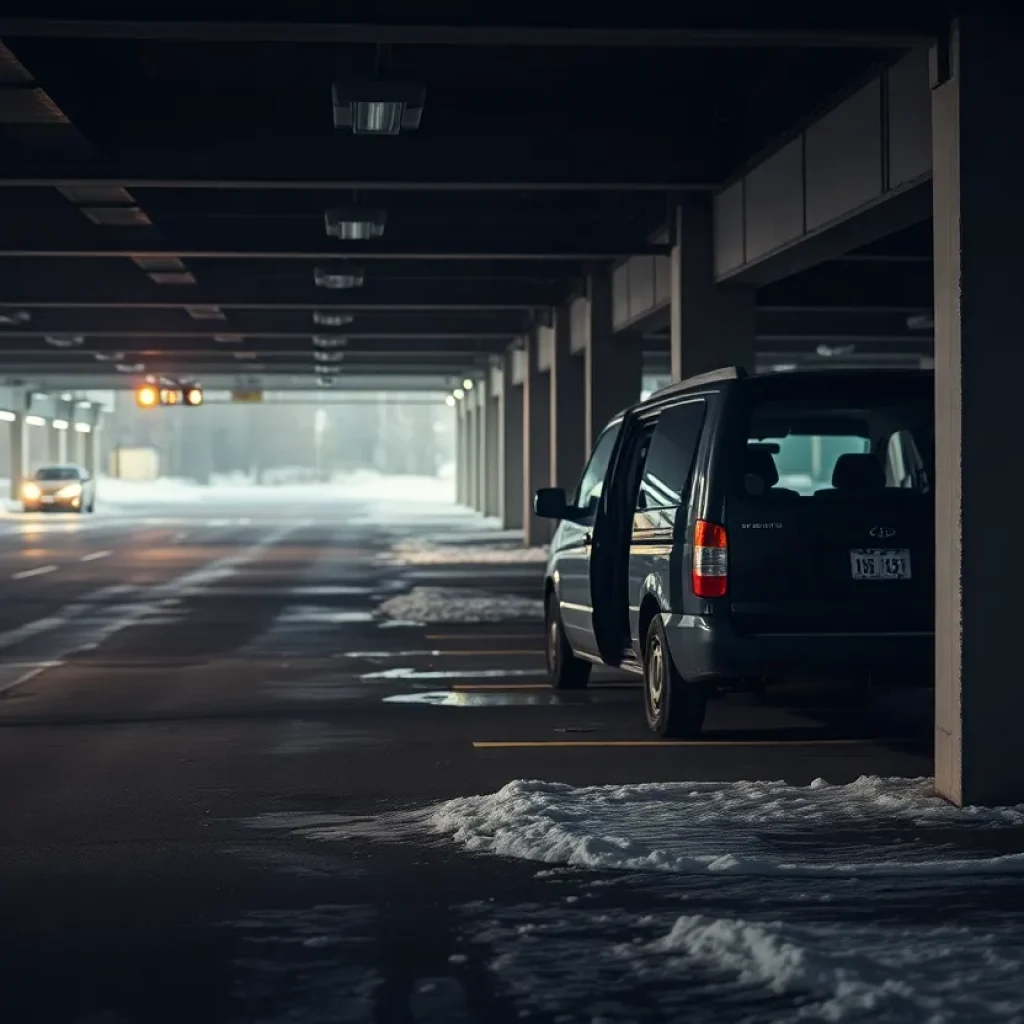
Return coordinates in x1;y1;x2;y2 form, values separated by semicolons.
536;367;934;738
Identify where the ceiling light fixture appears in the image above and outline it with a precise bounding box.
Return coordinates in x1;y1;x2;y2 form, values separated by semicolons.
94;351;126;362
445;395;456;407
324;208;387;240
312;311;354;327
463;378;474;390
44;334;84;348
906;314;935;331
313;351;345;363
816;344;855;358
331;82;425;135
453;388;465;400
314;266;365;290
312;335;348;348
0;311;30;325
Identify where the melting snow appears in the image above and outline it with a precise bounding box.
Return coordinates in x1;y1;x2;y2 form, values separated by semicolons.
429;776;1024;877
377;586;544;623
385;537;549;565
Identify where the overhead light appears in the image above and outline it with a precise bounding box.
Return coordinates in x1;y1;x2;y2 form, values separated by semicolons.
58;185;133;205
83;207;151;226
44;334;84;348
816;344;855;358
234;351;258;360
445;395;456;407
185;305;226;321
314;364;338;374
453;387;465;400
213;333;245;343
313;311;354;327
117;362;146;373
25;414;46;427
331;82;425;135
32;391;48;401
183;384;204;406
769;363;799;373
313;335;348;348
906;314;935;331
135;384;159;408
314;266;365;290
132;255;186;272
0;410;15;422
148;271;197;285
0;311;30;325
74;422;92;434
60;392;73;401
463;378;474;390
94;351;125;362
313;351;345;363
324;208;387;240
52;418;69;430
317;376;336;387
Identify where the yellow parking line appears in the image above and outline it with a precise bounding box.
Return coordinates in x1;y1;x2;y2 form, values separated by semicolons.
472;738;893;749
430;650;544;656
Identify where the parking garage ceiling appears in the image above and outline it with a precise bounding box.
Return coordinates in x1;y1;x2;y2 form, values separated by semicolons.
0;6;940;390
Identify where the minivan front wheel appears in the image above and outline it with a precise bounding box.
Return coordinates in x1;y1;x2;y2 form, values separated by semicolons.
545;593;591;690
643;616;706;738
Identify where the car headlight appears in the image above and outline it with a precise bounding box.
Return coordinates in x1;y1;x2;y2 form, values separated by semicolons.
22;482;41;500
55;483;82;499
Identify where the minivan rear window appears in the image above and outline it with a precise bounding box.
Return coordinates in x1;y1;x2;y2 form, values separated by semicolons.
734;379;933;498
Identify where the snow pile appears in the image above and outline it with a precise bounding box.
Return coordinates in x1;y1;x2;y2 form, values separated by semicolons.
429;776;1024;877
385;537;548;565
377;586;544;623
643;913;1024;1022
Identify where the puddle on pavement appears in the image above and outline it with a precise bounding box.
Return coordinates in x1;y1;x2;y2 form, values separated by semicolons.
384;689;633;707
291;585;372;597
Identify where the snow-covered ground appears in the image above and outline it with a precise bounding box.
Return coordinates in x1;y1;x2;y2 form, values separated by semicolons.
429;776;1024;877
377;586;544;623
384;536;548;565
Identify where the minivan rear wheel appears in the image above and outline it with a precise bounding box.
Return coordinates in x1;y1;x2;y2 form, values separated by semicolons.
545;593;591;690
643;616;706;738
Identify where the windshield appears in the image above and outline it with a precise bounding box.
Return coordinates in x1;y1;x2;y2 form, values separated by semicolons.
35;467;80;481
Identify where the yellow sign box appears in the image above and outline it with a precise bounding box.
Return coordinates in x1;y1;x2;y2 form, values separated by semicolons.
231;389;264;403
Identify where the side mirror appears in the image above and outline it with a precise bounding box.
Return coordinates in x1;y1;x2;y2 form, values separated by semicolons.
534;487;570;520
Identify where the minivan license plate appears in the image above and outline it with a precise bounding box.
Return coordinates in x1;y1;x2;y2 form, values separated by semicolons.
850;548;911;580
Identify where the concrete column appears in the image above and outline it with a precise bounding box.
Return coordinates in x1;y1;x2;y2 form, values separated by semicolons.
474;380;490;513
932;16;1024;805
8;414;25;502
82;423;98;480
669;197;756;382
549;303;586;494
47;424;61;463
454;403;466;504
464;394;479;510
522;330;550;546
584;272;643;452
485;387;501;517
500;350;524;530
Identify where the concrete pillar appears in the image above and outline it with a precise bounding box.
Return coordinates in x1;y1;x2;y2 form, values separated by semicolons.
500;350;524;530
485;386;501;517
464;394;479;510
82;423;98;480
47;424;61;463
932;16;1024;805
522;330;550;546
669;197;756;382
474;380;490;513
550;303;586;494
584;272;643;452
8;414;25;502
455;403;467;504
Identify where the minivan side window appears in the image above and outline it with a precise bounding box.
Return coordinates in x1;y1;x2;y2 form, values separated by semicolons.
637;401;706;510
573;422;621;514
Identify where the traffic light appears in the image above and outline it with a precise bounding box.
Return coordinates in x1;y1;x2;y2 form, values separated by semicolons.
136;384;158;408
183;384;203;406
135;380;203;407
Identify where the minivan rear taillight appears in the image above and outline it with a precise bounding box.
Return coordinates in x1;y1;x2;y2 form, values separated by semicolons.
692;520;728;598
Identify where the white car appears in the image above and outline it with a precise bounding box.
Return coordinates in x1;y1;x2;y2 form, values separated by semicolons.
22;465;97;514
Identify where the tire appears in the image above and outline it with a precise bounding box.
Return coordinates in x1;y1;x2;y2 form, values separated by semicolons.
643;615;707;738
545;592;591;690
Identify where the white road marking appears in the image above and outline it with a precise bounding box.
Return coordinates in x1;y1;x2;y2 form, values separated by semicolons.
11;565;58;580
80;550;112;562
0;661;64;696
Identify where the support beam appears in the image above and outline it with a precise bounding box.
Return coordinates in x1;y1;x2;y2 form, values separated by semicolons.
464;395;479;510
8;413;25;503
474;379;490;513
584;274;642;451
455;403;467;505
522;332;551;546
485;386;501;517
500;351;524;531
549;304;586;493
932;15;1024;806
670;197;755;380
